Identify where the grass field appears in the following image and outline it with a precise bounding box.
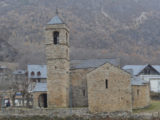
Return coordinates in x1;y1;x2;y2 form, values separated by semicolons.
134;100;160;113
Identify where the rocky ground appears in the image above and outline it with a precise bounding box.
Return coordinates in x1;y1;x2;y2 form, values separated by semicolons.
0;116;159;120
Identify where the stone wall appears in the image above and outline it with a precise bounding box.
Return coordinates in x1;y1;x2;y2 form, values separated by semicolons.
0;108;89;118
46;59;70;108
70;68;93;107
87;63;132;113
132;84;150;109
1;108;160;120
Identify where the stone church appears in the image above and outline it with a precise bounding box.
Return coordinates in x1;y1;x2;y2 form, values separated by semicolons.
32;15;150;113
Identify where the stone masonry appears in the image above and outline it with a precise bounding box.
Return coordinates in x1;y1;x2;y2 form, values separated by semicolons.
43;15;150;113
87;63;132;113
70;68;93;107
45;18;70;108
132;84;150;109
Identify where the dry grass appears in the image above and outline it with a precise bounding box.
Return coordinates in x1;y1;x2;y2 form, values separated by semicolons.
134;100;160;113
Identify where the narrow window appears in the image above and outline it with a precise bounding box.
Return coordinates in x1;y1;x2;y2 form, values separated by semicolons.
105;79;108;88
53;31;59;44
137;89;139;96
66;32;68;45
83;89;86;96
37;71;41;76
66;32;68;41
31;71;35;76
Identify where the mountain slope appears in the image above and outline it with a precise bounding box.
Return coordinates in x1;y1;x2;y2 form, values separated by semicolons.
0;38;18;61
1;0;160;66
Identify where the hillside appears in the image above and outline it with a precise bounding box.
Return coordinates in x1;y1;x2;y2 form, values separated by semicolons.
1;0;160;66
0;38;17;62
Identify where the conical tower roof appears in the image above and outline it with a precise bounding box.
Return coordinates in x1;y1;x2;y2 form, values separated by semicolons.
47;15;64;25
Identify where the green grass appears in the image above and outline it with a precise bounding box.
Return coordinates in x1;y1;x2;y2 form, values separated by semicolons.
134;100;160;113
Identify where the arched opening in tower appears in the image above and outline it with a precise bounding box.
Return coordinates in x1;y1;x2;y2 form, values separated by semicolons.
38;93;47;108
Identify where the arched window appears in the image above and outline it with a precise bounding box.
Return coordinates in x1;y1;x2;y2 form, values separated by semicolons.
31;71;35;76
37;71;41;76
53;31;59;44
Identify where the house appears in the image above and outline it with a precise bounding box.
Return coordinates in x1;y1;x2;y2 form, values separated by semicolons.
123;64;160;93
27;65;47;92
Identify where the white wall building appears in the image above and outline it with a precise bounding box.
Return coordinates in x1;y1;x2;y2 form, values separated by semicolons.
123;64;160;93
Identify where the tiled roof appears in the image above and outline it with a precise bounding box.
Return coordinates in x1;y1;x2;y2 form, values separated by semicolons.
13;70;26;75
122;65;148;76
32;83;47;92
27;65;47;79
131;77;149;86
27;59;119;78
70;59;119;69
48;16;64;25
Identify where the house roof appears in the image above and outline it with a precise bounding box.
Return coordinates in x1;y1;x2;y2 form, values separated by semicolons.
32;83;47;92
47;16;64;25
123;65;148;76
131;77;149;86
70;59;119;69
27;65;47;79
13;70;26;75
123;64;160;76
152;65;160;73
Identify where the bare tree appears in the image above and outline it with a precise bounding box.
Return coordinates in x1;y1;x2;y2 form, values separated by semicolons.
11;72;33;107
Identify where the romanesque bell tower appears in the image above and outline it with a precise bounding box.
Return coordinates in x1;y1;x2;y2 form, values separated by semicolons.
45;14;70;108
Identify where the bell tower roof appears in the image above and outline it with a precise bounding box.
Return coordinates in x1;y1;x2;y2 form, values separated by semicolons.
47;15;64;25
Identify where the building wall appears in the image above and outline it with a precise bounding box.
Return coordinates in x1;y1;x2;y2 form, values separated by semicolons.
70;68;94;107
87;63;132;113
132;84;150;109
139;75;160;93
45;24;70;108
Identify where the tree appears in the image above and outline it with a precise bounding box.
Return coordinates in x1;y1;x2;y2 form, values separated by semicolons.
11;72;33;107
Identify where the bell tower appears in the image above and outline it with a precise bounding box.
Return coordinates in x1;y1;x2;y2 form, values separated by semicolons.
45;14;70;108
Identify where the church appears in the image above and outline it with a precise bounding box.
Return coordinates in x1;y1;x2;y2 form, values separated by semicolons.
32;14;150;113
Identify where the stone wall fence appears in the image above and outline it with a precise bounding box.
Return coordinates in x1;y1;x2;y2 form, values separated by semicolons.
1;108;160;120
